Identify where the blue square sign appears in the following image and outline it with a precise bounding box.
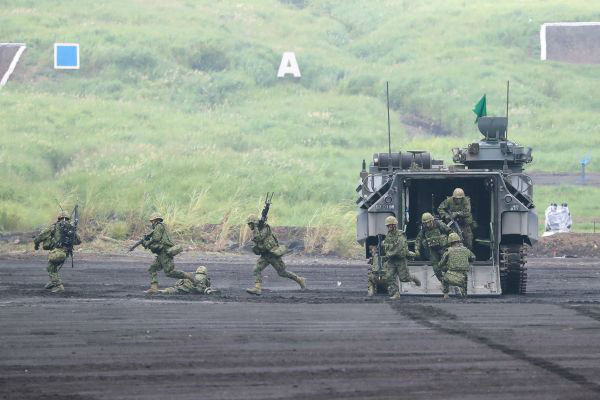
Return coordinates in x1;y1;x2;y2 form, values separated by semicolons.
54;43;79;69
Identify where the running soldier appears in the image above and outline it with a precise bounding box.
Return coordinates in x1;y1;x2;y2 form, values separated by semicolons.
33;211;81;293
437;188;475;249
158;266;219;295
382;216;421;299
439;232;475;298
414;212;451;282
140;213;194;294
245;215;306;295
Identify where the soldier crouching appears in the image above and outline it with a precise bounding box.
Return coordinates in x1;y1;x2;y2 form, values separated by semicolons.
414;212;451;283
159;266;219;295
439;232;475;298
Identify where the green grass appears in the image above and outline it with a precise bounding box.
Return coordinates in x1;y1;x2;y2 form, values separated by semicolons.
1;0;600;251
535;185;600;233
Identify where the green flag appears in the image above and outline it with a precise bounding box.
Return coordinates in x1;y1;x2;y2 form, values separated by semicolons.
473;94;487;122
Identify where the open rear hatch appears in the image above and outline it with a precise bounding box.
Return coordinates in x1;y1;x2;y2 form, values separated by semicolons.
399;174;501;295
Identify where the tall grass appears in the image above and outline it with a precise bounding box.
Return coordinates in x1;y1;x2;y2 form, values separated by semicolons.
1;0;600;253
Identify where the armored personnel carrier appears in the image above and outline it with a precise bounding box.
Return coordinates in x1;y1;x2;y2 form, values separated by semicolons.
356;116;537;295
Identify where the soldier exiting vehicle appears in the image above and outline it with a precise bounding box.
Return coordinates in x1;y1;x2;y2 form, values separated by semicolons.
382;216;421;299
33;211;81;293
159;266;219;295
139;213;192;294
245;214;306;295
414;212;451;283
439;232;475;298
437;188;475;249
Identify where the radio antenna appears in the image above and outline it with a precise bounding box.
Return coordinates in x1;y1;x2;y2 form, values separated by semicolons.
506;80;510;140
386;81;392;171
54;198;65;213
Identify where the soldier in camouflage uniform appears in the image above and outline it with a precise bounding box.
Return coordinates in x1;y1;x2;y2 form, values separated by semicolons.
439;232;475;298
245;215;306;295
437;188;475;249
142;213;195;294
414;212;451;282
382;216;421;299
33;211;81;293
367;244;387;296
158;266;219;295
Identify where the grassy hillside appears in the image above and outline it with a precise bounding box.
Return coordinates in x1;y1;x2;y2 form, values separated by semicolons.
1;0;600;251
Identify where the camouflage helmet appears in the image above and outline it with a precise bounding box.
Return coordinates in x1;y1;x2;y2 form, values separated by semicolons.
448;232;461;244
246;214;259;224
149;212;163;221
421;212;434;223
195;266;207;275
57;211;70;221
452;188;465;199
384;216;398;226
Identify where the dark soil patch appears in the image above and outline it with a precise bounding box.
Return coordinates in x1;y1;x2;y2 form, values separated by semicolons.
531;233;600;258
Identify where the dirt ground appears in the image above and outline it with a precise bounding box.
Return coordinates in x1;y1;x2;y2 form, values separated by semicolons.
1;252;600;400
531;233;600;258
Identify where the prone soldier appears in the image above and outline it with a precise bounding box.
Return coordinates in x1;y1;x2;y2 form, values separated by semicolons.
139;213;194;294
414;212;451;282
437;188;475;249
245;214;306;295
33;211;81;293
439;232;475;298
159;266;219;295
382;216;421;299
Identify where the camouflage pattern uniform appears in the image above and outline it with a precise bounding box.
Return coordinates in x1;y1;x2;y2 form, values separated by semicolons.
437;188;475;249
382;216;420;299
415;213;451;282
367;245;387;296
439;233;475;297
246;215;305;295
159;266;218;295
142;213;189;293
33;212;81;293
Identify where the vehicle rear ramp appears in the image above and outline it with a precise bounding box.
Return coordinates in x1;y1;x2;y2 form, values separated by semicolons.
399;263;502;295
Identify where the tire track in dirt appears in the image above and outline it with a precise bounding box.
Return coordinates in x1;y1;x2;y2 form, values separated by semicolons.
561;304;600;323
392;303;600;396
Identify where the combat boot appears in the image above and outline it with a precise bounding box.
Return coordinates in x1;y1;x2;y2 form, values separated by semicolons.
144;283;159;294
51;284;64;293
44;281;55;290
389;292;401;300
412;276;422;287
246;283;262;295
296;276;307;290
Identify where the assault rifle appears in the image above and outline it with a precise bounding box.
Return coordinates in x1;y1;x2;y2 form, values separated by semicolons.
258;192;274;228
376;234;385;281
129;231;153;252
447;214;465;243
